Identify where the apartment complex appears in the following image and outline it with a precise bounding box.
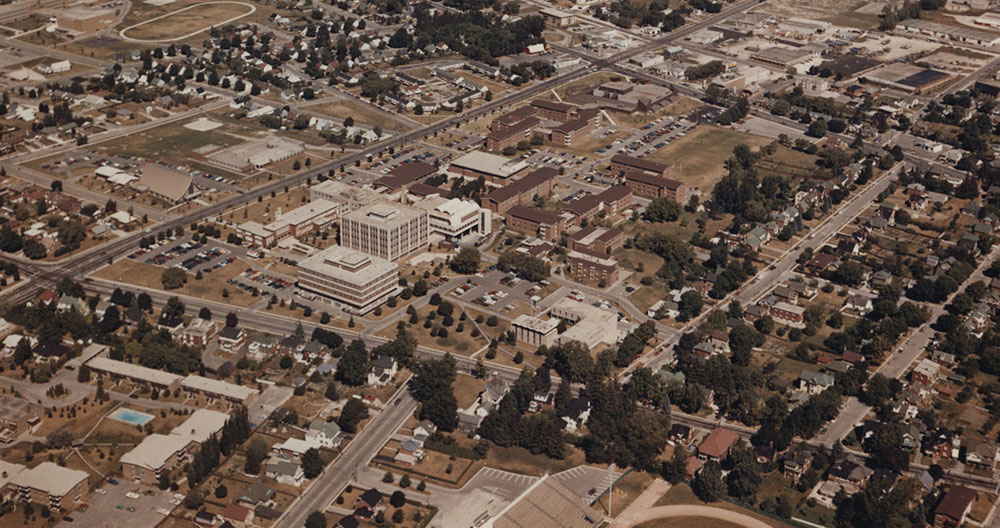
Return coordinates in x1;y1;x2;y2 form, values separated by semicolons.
550;109;601;146
504;205;566;241
237;199;340;248
624;171;687;203
480;167;557;214
341;201;428;261
530;99;575;121
486;117;540;151
10;462;88;510
566;248;619;283
297;245;401;314
569;226;624;255
120;434;193;485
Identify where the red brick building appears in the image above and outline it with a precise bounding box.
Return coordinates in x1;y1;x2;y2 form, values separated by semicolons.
485;117;540;152
531;99;575;121
569;226;624;255
480;167;557;214
491;106;538;132
550;110;601;146
624;171;688;203
567;248;619;283
504;205;565;241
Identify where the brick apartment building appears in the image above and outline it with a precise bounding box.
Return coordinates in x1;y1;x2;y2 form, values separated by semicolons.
480;167;557;214
504;205;566;241
550;109;601;146
567;248;619;283
569;226;624;255
531;99;575;121
485;117;540;151
491;106;538;132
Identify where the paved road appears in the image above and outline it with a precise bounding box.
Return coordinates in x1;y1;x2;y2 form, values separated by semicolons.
279;391;418;528
816;241;1000;447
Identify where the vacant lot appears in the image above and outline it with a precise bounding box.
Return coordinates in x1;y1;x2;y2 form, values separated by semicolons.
311;99;409;132
123;2;254;41
644;127;771;193
94;257;258;306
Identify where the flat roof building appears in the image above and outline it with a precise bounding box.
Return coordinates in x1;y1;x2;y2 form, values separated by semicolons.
567;248;619;284
750;46;816;68
202;136;304;173
297;245;401;315
10;462;88;510
447;151;532;187
341;201;428;261
504;205;566;242
569;226;624;255
237;199;340;248
413;196;492;242
373;162;438;191
170;409;230;445
180;375;258;405
0;395;41;443
549;297;620;347
86;357;183;391
57;7;116;33
120;434;192;485
481;167;557;214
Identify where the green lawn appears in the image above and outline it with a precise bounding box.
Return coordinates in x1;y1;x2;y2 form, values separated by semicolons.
644;127;772;192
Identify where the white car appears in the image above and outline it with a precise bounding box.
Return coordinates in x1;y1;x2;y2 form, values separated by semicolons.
126;492;141;499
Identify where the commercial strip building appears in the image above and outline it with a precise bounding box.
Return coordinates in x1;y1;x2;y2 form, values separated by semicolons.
9;462;88;510
341;201;428;261
480;167;557;214
412;196;492;242
297;245;401;315
898;18;1000;47
236;199;340;248
504;205;567;242
447;151;532;187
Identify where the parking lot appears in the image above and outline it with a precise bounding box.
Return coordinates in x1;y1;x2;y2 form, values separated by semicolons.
452;271;540;314
228;267;294;297
606;115;699;159
61;480;177;528
129;236;243;276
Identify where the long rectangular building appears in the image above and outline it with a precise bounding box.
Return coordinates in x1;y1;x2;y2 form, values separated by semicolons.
504;205;566;241
297;245;401;315
237;199;340;248
86;356;183;391
10;462;88;510
480;167;557;214
447;151;532;187
341;201;428;261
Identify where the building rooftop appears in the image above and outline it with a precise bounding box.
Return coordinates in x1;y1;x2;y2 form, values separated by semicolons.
483;167;557;204
512;314;559;334
343;200;425;229
299;244;398;285
506;205;562;225
139;163;192;202
699;427;739;459
87;357;183;387
10;462;88;497
181;375;258;401
170;409;229;444
121;434;192;471
449;151;530;179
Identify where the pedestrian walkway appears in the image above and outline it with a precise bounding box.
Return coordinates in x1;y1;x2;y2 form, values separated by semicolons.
610;478;671;527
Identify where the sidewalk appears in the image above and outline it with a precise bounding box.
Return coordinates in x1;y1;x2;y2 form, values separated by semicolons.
610;478;671;527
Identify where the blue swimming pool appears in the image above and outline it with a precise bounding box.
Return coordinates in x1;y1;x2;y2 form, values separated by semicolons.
109;408;154;425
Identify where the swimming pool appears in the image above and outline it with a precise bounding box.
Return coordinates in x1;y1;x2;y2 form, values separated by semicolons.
109;408;155;426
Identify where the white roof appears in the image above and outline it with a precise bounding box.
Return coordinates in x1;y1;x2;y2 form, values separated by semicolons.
120;434;192;470
109;210;136;224
0;461;26;489
511;314;558;334
87;357;182;386
272;437;321;455
170;409;229;444
299;245;398;286
95;166;122;178
108;172;137;186
181;375;258;401
10;462;87;497
449;151;529;179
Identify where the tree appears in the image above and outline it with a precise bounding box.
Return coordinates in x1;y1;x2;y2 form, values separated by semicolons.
324;380;339;401
807;118;828;138
644;198;682;222
305;511;327;528
338;398;366;433
390;490;406;507
336;339;369;386
692;460;726;502
302;447;324;479
199;307;212;320
23;238;46;259
677;290;704;322
244;437;268;474
451;247;481;274
226;312;239;327
161;267;188;289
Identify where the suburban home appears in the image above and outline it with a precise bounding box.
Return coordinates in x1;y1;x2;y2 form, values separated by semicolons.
934;485;977;528
306;420;343;448
367;356;398;386
697;428;739;462
265;457;305;487
559;397;591;433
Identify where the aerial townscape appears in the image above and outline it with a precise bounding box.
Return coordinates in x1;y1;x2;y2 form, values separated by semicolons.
6;0;1000;527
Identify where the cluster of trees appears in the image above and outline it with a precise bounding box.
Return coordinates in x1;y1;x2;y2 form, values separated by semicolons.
411;354;459;431
496;251;550;281
410;9;545;63
632;232;694;289
907;258;973;303
596;0;685;30
643;198;682;223
450;247;481;274
685;60;726;81
826;284;928;364
613;321;657;367
878;0;946;31
478;368;566;458
185;408;250;487
712;144;793;224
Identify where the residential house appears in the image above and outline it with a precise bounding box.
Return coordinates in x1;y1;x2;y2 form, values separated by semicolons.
367;356;398;386
697;428;739;462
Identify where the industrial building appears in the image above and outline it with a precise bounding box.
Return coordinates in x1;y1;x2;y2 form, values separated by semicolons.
341;201;428;261
898;19;1000;47
56;7;116;33
297;245;401;314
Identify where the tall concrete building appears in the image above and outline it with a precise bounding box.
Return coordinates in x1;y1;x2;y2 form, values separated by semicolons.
297;245;401;314
341;201;428;261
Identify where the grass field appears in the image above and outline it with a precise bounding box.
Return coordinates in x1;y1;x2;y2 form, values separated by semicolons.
312;99;410;132
122;2;254;41
644;127;772;192
93;257;259;306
